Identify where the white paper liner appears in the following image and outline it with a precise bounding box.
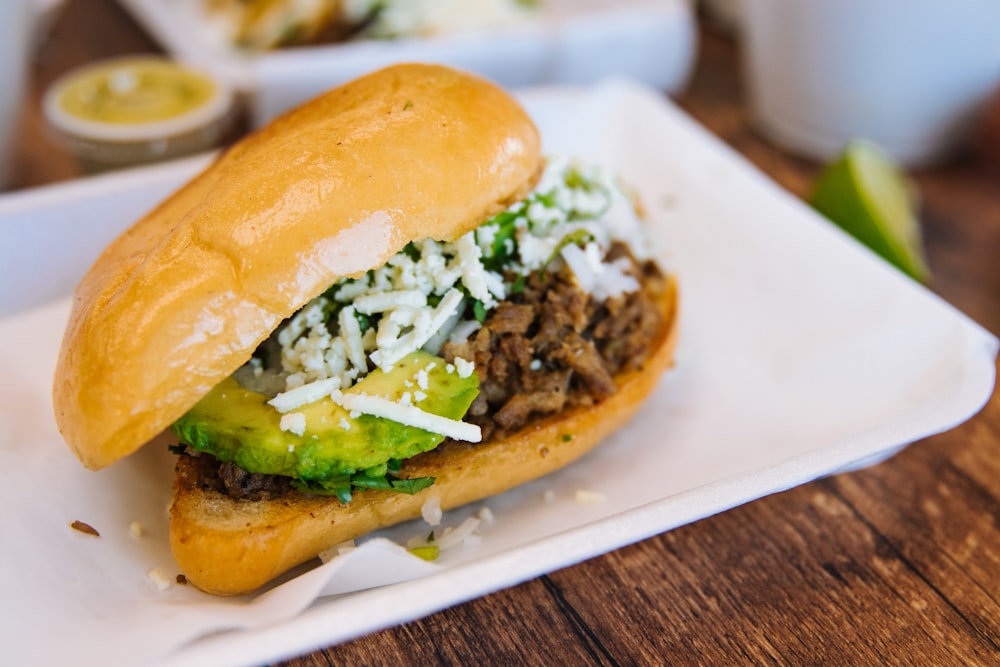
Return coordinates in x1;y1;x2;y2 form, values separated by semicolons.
0;79;996;667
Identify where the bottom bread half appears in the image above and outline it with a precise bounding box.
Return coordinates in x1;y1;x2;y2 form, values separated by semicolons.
170;279;679;596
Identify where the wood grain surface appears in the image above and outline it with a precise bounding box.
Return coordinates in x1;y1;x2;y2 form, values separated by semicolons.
10;2;1000;665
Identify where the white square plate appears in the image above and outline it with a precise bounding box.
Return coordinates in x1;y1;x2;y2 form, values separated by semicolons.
0;79;996;667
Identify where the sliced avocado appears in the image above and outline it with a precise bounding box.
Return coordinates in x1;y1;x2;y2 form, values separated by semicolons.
172;351;478;488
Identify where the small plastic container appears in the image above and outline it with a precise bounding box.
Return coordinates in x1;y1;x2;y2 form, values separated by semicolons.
43;56;236;173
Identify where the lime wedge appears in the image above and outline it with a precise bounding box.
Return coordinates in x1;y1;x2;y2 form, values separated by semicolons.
809;140;930;282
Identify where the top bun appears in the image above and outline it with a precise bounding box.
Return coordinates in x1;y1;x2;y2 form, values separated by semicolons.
53;63;542;469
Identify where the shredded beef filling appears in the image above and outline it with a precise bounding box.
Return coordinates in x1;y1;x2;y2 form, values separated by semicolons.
185;242;667;500
181;452;296;502
440;242;666;441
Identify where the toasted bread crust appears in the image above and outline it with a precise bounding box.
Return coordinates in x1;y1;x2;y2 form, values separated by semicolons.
52;64;541;470
170;279;678;595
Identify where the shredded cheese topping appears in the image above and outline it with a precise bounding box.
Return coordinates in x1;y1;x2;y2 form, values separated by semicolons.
239;156;650;437
338;393;482;443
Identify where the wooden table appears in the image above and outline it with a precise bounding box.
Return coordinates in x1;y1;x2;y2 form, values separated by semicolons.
12;2;1000;664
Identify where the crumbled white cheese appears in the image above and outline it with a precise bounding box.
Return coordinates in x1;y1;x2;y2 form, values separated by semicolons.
404;502;497;557
574;490;606;506
268;377;341;413
371;288;463;369
421;496;442;526
333;276;370;301
454;357;475;379
354;289;427;314
457;233;497;306
277;299;325;348
415;368;429;391
561;242;639;301
435;517;482;549
279;412;307;436
476;222;498;256
483;270;506;301
146;568;171;591
339;393;481;442
516;231;558;270
318;539;358;563
339;305;367;372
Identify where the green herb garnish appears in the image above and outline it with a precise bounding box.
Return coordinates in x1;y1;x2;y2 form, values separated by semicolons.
409;545;440;561
293;471;435;503
510;274;527;294
473;299;488;324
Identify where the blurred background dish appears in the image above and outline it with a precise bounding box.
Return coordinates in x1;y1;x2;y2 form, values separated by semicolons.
116;0;697;126
204;0;538;50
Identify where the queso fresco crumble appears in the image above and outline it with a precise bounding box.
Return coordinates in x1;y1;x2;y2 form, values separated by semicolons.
235;156;652;438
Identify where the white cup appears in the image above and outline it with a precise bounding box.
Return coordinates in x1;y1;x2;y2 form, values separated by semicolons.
0;0;32;190
740;0;1000;166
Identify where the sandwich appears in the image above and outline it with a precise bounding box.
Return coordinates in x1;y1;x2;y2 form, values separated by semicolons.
52;63;679;596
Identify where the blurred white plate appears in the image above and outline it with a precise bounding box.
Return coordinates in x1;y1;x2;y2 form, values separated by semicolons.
0;79;996;667
116;0;696;125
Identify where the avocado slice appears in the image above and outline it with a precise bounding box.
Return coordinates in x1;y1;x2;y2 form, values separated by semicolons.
172;351;479;495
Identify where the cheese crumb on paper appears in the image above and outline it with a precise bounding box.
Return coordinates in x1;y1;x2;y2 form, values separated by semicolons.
574;490;606;506
147;568;171;591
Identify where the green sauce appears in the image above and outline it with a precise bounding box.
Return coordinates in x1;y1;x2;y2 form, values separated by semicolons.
56;60;217;125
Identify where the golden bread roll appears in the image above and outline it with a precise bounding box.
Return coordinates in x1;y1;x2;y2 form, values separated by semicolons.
53;63;541;469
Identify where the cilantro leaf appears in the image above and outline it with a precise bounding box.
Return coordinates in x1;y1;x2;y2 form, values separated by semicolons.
401;241;421;261
510;274;527;294
294;469;436;503
389;476;435;494
473;300;488;324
